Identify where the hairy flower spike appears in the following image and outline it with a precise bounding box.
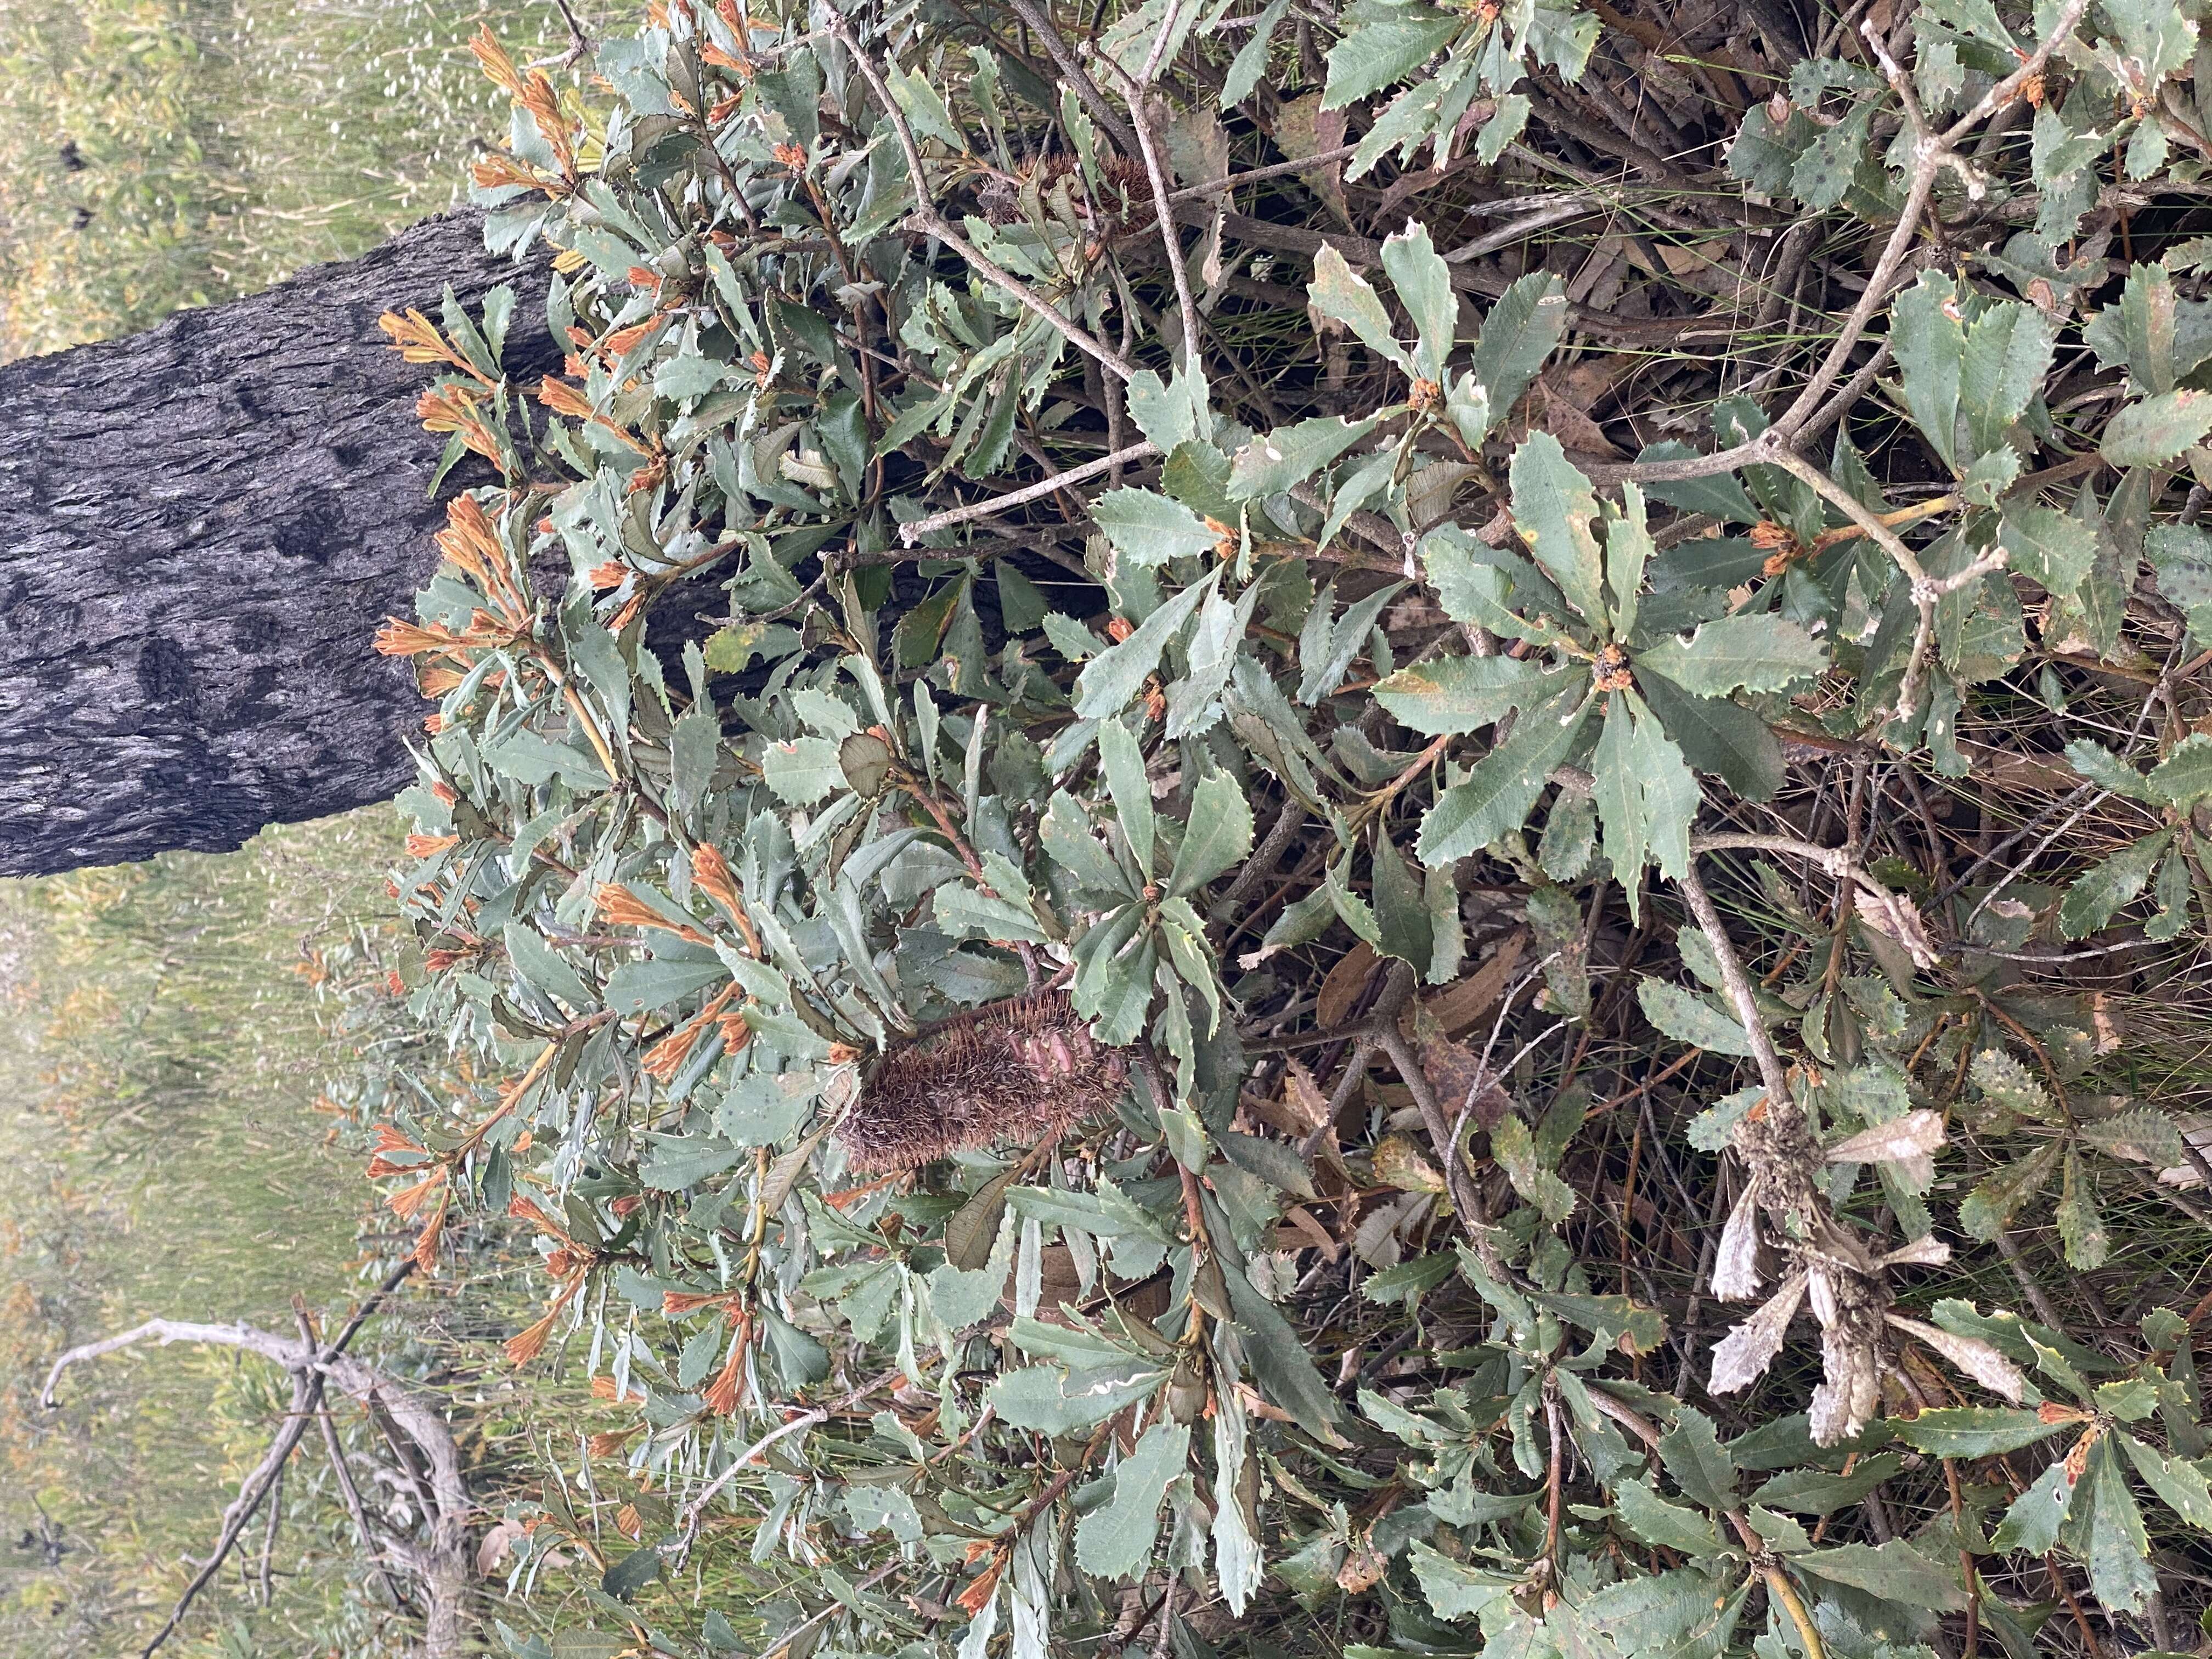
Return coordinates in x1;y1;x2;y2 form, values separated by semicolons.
838;991;1130;1172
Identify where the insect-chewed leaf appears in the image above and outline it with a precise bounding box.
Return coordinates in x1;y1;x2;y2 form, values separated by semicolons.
1632;615;1827;698
1227;414;1378;500
1308;245;1408;369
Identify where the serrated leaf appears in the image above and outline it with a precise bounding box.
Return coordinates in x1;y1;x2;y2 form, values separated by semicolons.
1612;1478;1719;1551
1092;487;1220;566
2117;1432;2212;1529
1657;1409;1738;1511
2102;388;2212;467
1468;273;1567;420
1381;220;1457;383
1605;482;1652;639
988;1361;1165;1432
2059;830;2173;938
762;736;846;804
1373;654;1561;735
1591;696;1646;918
1637;979;1756;1057
1223;1263;1344;1431
1634;615;1827;697
1970;1047;2057;1120
1169;772;1254;896
1632;701;1699;886
1493;1112;1575;1222
2061;738;2157;802
1750;1453;1906;1516
1372;830;1433;969
1415;686;1593;862
1221;0;1288;104
1042;791;1133;896
603;958;729;1014
1097;717;1155;875
1790;101;1872;210
2055;1147;2108;1268
1958;1140;2062;1239
2001;500;2098;597
506;922;595;1011
2079;1439;2157;1614
1791;1540;1966;1611
1509;433;1606;625
1961;300;2057;457
2080;1106;2187;1168
1228;415;1379;500
601;1546;664;1601
1074;1421;1189;1579
1321;3;1462;109
1990;1453;2079;1553
2148;732;2212;806
1635;666;1786;801
1407;1541;1519;1620
1893;271;1967;470
1074;575;1214;719
1310;245;1409;370
944;1166;1023;1271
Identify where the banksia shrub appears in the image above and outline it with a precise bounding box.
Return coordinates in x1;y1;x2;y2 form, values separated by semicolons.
362;1;2212;1655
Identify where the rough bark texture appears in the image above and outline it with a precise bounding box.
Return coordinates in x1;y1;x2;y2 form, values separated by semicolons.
0;210;555;878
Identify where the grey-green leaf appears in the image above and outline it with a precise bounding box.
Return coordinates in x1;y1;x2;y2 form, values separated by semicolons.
1634;616;1827;697
1509;433;1607;625
1636;979;1756;1057
1167;771;1254;896
1416;687;1593;863
1073;1421;1190;1579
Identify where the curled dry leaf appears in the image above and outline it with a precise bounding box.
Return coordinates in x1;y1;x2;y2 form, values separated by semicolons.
1708;1271;1808;1394
1826;1108;1945;1188
1885;1314;2027;1404
1711;1187;1764;1302
1875;1233;1953;1269
1854;887;1941;969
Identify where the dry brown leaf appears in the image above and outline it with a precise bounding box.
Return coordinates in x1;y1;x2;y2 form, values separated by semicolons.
1317;939;1381;1029
1411;928;1528;1037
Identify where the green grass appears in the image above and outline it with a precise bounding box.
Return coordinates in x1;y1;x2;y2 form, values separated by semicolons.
0;2;616;1649
0;812;411;1657
0;0;609;358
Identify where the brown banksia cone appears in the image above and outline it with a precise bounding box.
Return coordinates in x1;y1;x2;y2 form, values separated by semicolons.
838;990;1129;1172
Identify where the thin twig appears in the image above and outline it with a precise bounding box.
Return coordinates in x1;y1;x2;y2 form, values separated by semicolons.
827;10;1138;382
899;441;1159;542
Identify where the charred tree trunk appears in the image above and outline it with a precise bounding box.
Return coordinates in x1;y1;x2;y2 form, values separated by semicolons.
0;211;555;878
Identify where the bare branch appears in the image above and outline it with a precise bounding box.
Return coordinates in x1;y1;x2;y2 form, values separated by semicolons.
898;440;1159;543
826;9;1138;383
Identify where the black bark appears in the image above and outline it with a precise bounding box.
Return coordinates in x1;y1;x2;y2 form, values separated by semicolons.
0;210;556;878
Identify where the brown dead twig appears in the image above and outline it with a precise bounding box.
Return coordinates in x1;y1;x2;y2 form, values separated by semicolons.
40;1262;471;1658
